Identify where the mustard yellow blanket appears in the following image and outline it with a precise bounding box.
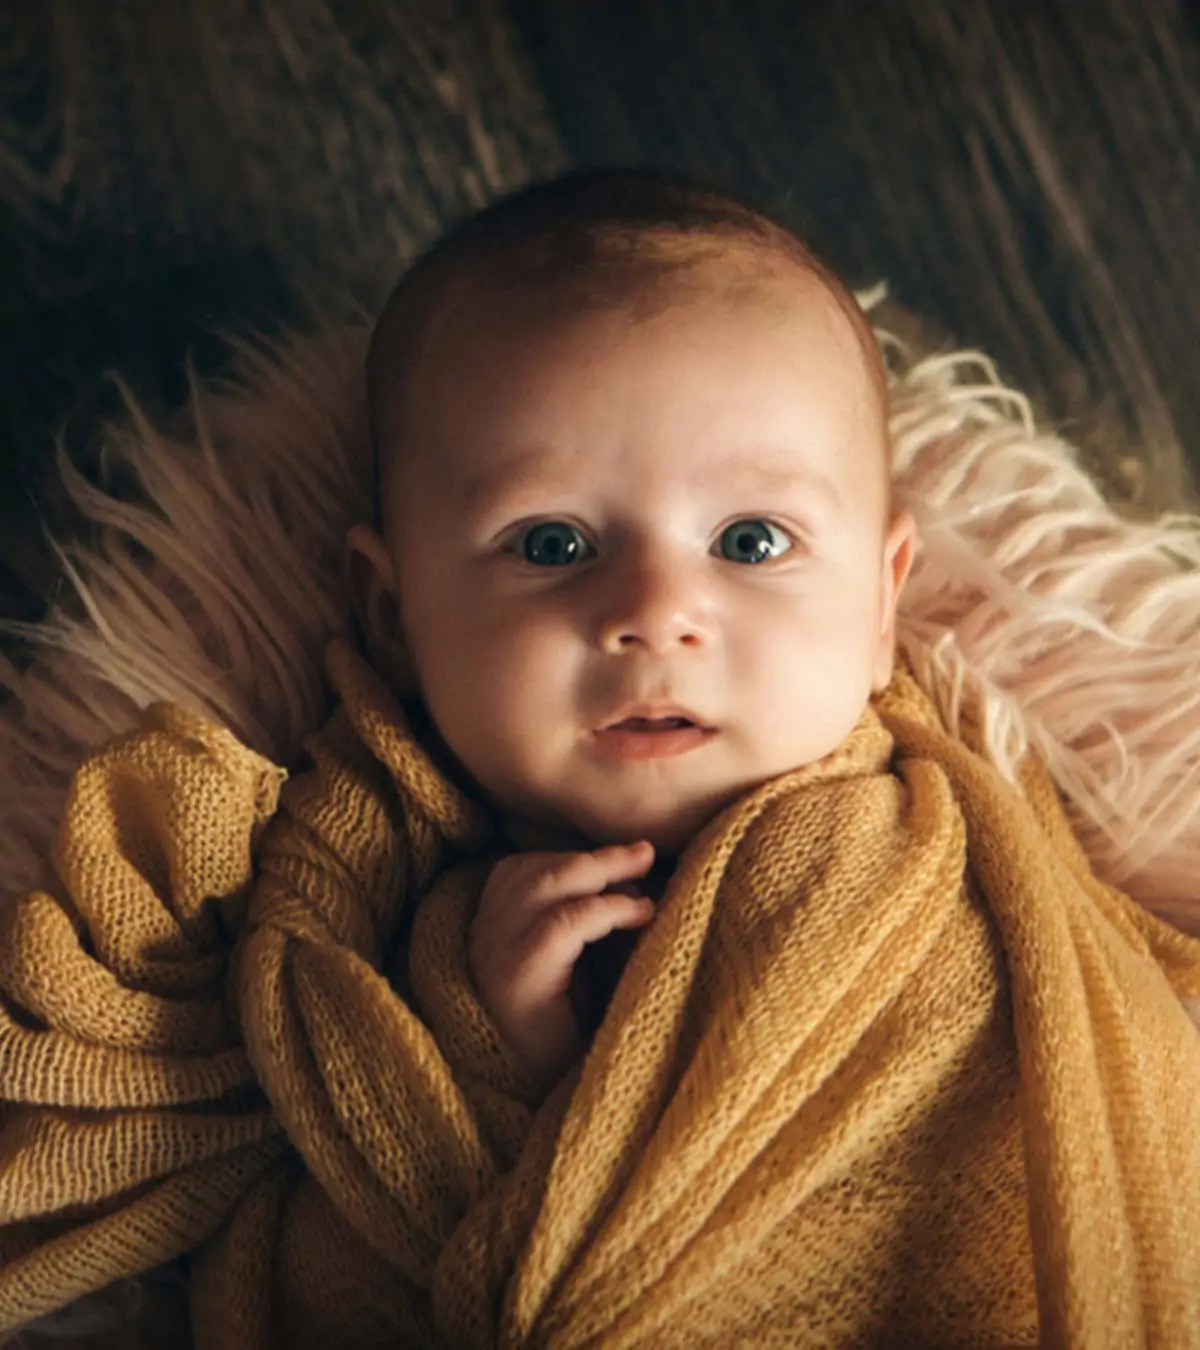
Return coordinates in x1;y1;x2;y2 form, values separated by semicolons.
2;641;1199;1347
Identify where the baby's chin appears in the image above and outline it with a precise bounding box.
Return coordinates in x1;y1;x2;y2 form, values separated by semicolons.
500;787;743;860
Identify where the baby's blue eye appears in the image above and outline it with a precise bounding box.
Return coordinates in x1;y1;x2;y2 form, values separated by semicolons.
519;521;591;566
716;519;792;564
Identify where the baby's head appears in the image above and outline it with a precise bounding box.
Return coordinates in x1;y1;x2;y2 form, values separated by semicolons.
348;169;916;856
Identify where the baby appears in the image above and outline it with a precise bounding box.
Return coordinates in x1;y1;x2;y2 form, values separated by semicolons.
344;168;917;1093
4;169;1198;1349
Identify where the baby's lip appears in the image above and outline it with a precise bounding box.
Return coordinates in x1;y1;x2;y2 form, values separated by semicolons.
598;702;713;732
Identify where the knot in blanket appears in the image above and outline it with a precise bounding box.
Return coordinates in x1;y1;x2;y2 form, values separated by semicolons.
2;641;1199;1348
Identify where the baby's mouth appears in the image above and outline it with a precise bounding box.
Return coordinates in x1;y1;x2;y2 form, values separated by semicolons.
609;716;696;731
593;712;716;761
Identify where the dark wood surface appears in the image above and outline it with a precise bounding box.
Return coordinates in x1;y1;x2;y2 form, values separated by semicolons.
2;0;1197;626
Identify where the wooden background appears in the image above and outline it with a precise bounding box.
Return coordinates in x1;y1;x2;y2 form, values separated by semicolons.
2;0;1198;629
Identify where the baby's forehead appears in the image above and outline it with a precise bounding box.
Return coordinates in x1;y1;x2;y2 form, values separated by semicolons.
413;243;878;401
443;235;849;330
377;236;888;522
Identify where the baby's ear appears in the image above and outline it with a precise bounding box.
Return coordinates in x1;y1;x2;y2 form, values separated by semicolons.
344;524;421;696
872;509;919;692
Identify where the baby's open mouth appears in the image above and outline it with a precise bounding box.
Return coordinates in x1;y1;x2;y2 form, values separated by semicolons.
593;711;715;760
609;716;696;731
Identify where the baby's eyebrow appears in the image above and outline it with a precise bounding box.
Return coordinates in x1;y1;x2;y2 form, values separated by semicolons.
458;446;843;517
458;447;567;517
717;455;843;511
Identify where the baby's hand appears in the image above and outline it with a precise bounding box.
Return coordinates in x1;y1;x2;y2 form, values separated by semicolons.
468;842;657;1094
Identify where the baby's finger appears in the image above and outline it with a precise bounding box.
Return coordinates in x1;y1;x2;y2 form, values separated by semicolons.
521;891;657;989
520;843;655;915
474;843;655;953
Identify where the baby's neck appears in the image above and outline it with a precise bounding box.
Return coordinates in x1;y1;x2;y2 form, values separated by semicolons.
497;815;677;901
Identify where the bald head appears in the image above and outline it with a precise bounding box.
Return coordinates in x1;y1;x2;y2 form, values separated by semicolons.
365;169;889;537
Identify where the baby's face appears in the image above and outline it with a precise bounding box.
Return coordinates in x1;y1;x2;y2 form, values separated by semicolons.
359;268;914;855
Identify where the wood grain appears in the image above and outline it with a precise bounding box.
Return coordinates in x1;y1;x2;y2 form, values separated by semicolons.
2;0;1198;632
0;0;565;615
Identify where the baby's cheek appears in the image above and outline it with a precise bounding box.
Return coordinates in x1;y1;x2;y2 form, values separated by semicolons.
753;640;871;763
462;681;558;777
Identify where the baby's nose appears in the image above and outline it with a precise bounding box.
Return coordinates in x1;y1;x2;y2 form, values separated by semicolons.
595;550;714;655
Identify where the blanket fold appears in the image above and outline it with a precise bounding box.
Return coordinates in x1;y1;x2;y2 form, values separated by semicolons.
2;640;1199;1348
0;704;288;1332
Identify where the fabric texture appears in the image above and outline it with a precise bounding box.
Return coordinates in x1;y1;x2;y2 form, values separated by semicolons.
2;638;1199;1348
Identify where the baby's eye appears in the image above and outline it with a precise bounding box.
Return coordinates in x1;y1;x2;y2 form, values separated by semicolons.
715;519;793;565
515;520;593;567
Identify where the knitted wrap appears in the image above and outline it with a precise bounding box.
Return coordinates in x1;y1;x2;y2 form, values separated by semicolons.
2;641;1199;1347
0;705;286;1324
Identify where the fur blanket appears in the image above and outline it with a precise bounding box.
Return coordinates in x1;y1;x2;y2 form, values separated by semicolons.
4;311;1200;938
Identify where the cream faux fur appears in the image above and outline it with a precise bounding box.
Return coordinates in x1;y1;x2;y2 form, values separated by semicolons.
1;304;1199;942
